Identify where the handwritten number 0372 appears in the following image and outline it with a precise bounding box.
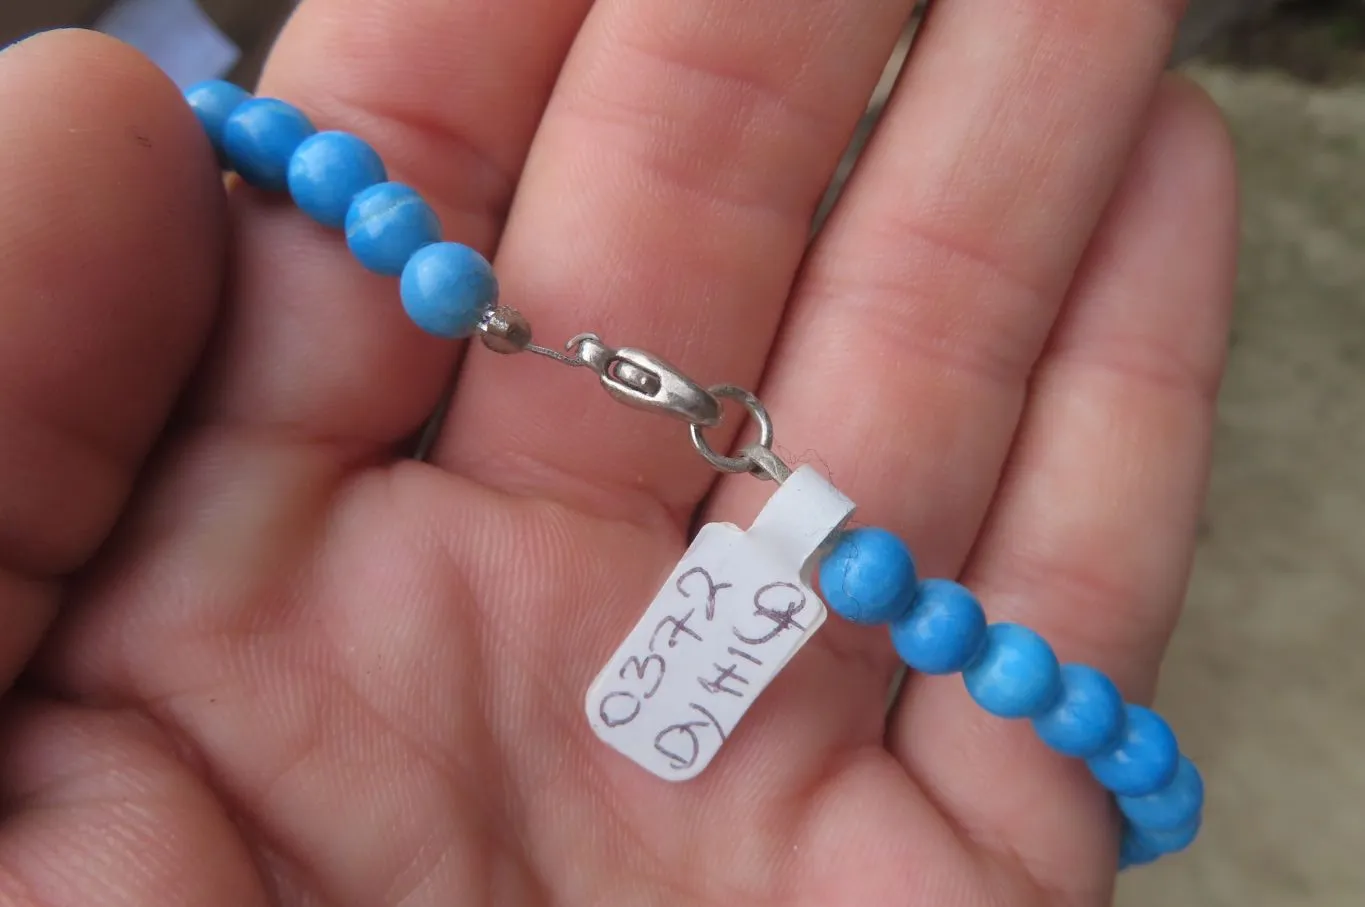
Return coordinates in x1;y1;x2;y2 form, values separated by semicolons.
595;565;736;757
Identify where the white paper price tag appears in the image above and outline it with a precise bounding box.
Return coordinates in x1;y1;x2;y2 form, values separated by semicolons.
585;466;855;780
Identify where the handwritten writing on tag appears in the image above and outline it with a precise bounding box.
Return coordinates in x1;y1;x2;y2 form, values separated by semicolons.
585;466;855;781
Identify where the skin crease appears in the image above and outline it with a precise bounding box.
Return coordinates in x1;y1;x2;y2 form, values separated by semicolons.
0;1;1235;905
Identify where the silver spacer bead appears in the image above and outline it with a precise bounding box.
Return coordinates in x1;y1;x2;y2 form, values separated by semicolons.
478;305;533;354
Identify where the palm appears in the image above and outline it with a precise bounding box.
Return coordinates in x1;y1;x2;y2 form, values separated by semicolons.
31;464;912;905
0;3;1235;906
19;459;1016;907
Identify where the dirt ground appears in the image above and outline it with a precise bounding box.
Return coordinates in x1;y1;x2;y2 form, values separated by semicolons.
1202;0;1365;82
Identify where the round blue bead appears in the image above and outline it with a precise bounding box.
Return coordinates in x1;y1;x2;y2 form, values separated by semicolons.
889;579;986;675
184;79;250;167
400;242;498;338
1031;663;1126;757
1129;813;1201;857
1087;704;1180;797
1118;823;1161;870
819;528;918;625
963;623;1062;719
1118;755;1204;831
345;183;442;276
222;97;316;192
288;131;387;228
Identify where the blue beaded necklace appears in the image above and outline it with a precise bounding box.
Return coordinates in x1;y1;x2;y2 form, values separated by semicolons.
184;78;1204;872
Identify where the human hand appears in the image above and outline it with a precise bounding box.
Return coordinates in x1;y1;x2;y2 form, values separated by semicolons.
0;2;1234;904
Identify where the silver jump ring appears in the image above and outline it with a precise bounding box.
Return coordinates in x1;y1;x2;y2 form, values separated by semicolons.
689;385;775;474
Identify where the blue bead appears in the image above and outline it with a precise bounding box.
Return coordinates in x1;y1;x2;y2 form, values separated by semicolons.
1119;755;1204;831
184;79;250;167
222;97;316;192
1032;664;1126;757
889;579;986;675
288;131;388;229
819;528;918;625
963;623;1062;719
345;183;442;276
1087;704;1180;797
1127;814;1201;859
1118;823;1161;870
400;242;498;338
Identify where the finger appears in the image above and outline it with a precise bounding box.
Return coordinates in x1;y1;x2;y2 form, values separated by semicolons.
436;0;918;519
0;30;225;689
187;0;591;447
892;76;1236;890
703;0;1186;750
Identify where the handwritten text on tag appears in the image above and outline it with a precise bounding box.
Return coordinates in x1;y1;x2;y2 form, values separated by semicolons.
585;466;854;781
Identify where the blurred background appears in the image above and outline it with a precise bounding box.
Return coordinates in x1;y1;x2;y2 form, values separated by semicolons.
1;1;1362;904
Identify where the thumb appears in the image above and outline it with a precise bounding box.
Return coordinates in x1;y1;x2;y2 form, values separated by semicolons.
0;29;225;689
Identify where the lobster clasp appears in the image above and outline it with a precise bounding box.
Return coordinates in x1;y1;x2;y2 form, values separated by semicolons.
570;334;722;427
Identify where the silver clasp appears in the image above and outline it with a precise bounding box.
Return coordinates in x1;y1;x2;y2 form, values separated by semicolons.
569;334;722;427
478;307;791;478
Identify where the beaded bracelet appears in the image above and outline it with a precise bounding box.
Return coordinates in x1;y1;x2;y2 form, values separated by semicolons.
183;79;1204;871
